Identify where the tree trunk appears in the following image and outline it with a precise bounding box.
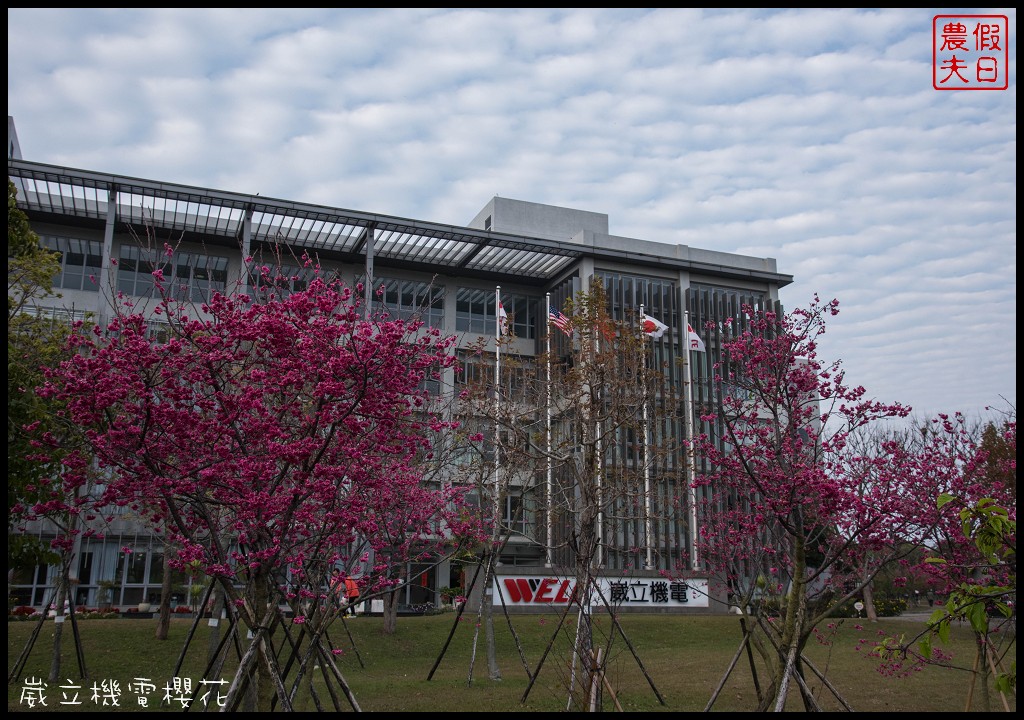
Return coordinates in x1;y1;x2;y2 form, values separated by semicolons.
974;632;992;712
155;550;173;640
47;582;68;683
207;586;225;670
250;572;277;711
862;580;879;622
382;587;399;635
570;498;598;709
758;524;808;710
483;554;502;681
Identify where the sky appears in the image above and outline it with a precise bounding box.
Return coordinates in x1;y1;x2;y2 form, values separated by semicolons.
7;8;1016;426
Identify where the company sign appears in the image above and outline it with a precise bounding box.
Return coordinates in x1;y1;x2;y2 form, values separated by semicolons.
495;575;709;609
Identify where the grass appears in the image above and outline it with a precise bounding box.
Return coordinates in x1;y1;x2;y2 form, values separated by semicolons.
7;610;1016;712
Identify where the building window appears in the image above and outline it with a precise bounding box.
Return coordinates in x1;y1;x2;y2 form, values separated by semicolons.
116;245;160;298
40;235;103;292
249;262;318;297
504;295;539;339
455;350;535;402
455;350;490;389
455;288;495;334
117;245;229;302
412;357;443;398
456;288;538;338
450;415;495;466
595;271;677;328
503;493;529;535
8;563;51;607
448;484;530;534
173;251;230;303
23;306;90;325
378;277;445;329
146;321;172;345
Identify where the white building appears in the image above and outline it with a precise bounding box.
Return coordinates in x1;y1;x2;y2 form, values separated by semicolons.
8;116;792;613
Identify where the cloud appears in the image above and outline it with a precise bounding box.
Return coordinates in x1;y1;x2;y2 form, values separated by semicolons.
8;8;1015;422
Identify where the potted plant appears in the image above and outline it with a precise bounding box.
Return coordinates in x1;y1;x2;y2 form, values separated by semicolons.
187;578;209;614
438;586;463;606
96;579;119;610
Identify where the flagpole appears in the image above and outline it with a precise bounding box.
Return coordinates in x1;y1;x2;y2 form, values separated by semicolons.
494;286;502;566
544;294;554;566
684;309;699;571
594;315;603;570
640;304;654;571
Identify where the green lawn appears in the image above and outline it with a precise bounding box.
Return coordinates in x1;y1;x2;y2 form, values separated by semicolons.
7;611;1016;712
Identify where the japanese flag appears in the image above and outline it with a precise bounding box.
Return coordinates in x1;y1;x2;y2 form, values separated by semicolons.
641;314;669;340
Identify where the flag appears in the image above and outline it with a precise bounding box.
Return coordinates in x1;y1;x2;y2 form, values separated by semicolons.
687;323;706;353
549;306;572;336
497;300;509;336
641;314;669;340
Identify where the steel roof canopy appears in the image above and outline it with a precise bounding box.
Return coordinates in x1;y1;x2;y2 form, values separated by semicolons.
8;159;793;288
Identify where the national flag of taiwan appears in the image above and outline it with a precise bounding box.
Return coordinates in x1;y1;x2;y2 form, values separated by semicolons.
498;300;509;336
549;307;572;336
687;324;706;352
641;314;669;340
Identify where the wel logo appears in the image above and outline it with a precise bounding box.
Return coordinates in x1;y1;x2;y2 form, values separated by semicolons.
494;574;712;608
501;577;577;604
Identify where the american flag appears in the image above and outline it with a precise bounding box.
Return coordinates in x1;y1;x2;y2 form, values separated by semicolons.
549;307;572;336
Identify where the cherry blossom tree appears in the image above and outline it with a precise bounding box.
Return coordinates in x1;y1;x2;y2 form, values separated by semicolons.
874;413;1016;709
31;252;482;710
686;295;945;711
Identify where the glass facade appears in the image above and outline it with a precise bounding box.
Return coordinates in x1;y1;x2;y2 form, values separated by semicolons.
456;288;539;338
117;245;229;302
40;235;103;292
379;277;445;329
249;261;320;297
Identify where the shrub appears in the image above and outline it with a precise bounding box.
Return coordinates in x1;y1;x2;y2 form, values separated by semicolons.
827;599;859;618
76;608;120;619
872;595;908;617
438;586;463;602
827;595;908;618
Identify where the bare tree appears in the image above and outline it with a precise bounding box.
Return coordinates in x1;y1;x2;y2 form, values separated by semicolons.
456;280;676;709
